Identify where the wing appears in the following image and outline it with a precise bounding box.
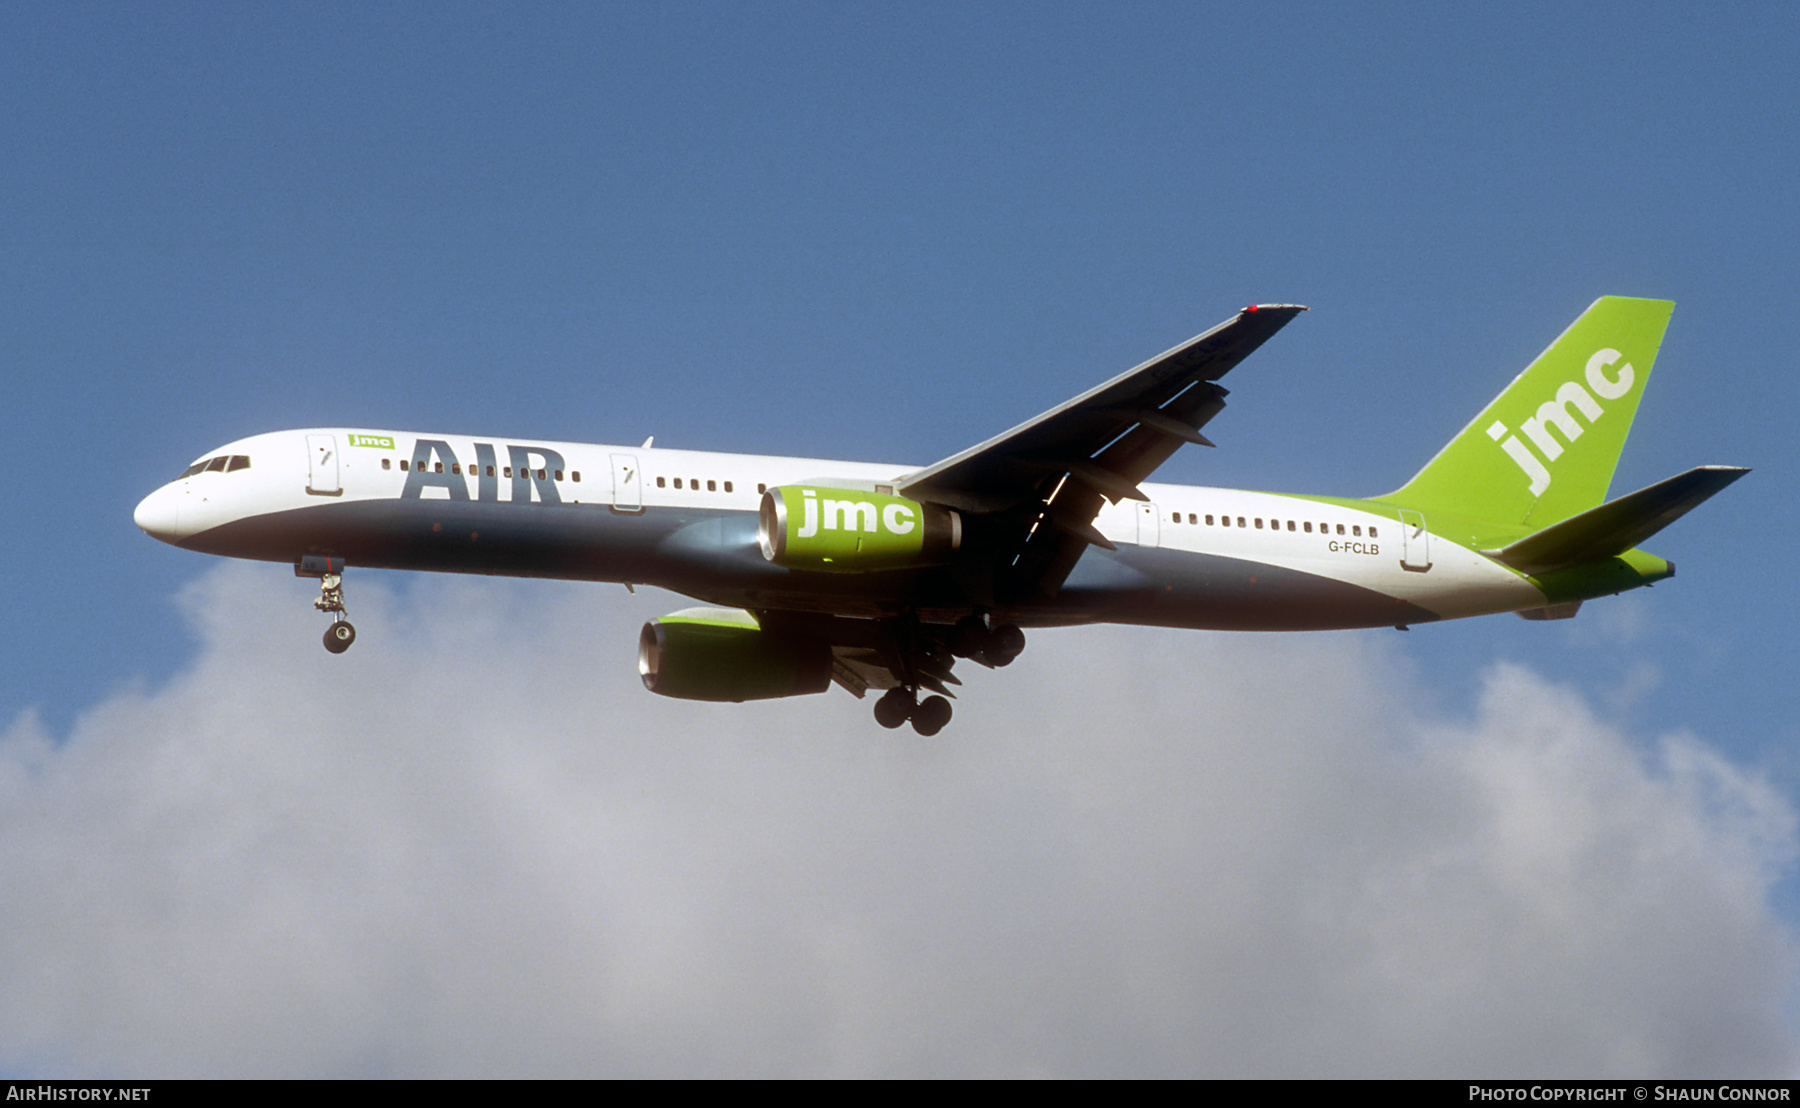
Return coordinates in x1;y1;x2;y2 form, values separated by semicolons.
897;304;1306;601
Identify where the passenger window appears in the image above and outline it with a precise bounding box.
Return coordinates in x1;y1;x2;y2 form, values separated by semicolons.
1303;521;1312;533
1255;518;1263;529
708;480;717;492
1237;517;1246;528
486;466;495;477
1287;520;1295;531
1336;524;1345;535
1369;526;1378;538
503;466;512;478
1221;516;1231;527
723;481;733;493
758;483;767;495
452;464;461;475
434;462;444;474
400;460;409;472
382;458;391;471
1171;512;1180;523
674;478;682;489
553;469;563;481
1188;513;1196;525
657;476;666;488
1205;515;1214;526
572;471;581;483
690;477;698;489
1353;525;1361;537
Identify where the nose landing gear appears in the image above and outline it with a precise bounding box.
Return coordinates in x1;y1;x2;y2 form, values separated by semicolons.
296;556;356;654
323;613;356;653
314;572;356;654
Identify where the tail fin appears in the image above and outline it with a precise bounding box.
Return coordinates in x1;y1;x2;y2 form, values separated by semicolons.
1383;297;1675;530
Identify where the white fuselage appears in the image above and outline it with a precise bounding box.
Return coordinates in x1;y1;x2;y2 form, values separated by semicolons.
135;428;1549;631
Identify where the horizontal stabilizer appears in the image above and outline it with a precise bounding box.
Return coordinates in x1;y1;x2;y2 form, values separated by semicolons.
1488;465;1748;575
1518;601;1583;621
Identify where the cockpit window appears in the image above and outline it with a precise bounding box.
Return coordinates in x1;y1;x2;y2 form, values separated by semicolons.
177;454;252;480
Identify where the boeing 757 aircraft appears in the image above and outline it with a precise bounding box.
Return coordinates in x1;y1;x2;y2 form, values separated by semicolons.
135;297;1744;734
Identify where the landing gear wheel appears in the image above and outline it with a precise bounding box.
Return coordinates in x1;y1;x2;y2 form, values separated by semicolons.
323;620;357;654
873;688;914;729
305;567;355;653
986;623;1025;667
911;694;953;736
948;615;990;658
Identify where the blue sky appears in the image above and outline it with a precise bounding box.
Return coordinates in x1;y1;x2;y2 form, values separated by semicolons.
3;2;1797;1076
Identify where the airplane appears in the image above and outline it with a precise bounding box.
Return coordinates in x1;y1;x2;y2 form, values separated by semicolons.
134;296;1746;735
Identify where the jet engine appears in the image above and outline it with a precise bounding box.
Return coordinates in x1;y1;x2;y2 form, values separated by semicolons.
638;607;832;702
758;485;961;572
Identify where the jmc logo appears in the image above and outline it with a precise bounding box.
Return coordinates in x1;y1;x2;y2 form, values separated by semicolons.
794;487;919;538
1486;348;1635;496
760;484;961;572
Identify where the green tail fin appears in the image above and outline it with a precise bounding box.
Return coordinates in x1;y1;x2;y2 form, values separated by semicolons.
1383;296;1675;530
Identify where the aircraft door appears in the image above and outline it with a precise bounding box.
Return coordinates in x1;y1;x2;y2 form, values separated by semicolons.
610;453;643;513
306;434;341;496
1136;501;1160;548
1399;509;1431;571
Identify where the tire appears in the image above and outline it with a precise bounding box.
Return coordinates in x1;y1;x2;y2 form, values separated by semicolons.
948;615;990;658
987;623;1025;667
911;694;952;736
324;621;357;654
873;688;913;729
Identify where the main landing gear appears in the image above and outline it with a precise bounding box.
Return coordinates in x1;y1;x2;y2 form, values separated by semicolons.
873;687;954;737
296;556;356;654
868;615;1027;735
948;616;1024;668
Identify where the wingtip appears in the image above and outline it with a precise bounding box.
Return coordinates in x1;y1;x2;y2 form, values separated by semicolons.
1242;303;1309;314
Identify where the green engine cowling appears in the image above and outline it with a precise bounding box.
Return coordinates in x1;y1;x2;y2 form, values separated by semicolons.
758;485;961;572
638;607;832;702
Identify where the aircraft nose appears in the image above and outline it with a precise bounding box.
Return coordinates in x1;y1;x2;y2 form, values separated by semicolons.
134;484;183;543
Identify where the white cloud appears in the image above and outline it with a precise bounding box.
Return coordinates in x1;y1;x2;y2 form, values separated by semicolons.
0;563;1794;1077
